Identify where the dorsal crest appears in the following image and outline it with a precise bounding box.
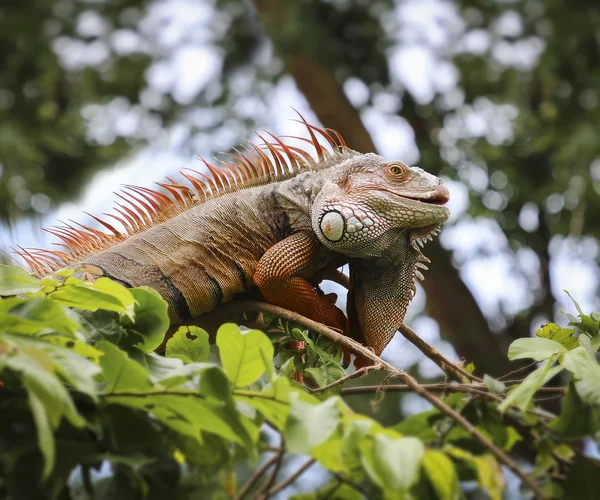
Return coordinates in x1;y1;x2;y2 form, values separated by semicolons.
15;115;360;276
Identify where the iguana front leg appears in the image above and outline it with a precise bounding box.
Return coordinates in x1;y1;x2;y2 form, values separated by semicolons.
253;231;347;332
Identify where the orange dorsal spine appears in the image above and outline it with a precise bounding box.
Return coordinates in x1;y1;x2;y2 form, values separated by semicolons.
16;114;355;276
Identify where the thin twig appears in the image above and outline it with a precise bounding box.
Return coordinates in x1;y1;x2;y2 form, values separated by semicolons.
398;323;482;383
341;384;558;420
236;454;279;500
309;364;381;393
259;458;316;499
255;444;285;497
219;301;547;500
497;360;538;380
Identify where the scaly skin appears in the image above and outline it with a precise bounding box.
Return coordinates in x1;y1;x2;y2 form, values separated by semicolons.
21;124;450;357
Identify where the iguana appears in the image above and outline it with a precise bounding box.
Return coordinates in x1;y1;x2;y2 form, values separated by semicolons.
17;116;449;358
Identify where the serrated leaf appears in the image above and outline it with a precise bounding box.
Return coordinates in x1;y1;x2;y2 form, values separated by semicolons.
507;337;566;361
285;395;340;454
97;340;153;392
124;287;169;352
216;324;274;387
0;265;42;295
535;323;578;350
499;358;564;412
234;376;291;430
360;435;424;493
166;325;210;363
50;277;135;319
423;450;461;500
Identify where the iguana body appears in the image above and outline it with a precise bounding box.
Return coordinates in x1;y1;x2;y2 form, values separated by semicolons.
19;118;449;356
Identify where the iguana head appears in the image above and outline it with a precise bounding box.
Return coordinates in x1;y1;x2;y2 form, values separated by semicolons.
312;153;450;258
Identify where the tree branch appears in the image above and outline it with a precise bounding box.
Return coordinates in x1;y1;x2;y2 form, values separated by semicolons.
236;454;280;500
215;300;547;499
309;364;382;394
258;458;316;499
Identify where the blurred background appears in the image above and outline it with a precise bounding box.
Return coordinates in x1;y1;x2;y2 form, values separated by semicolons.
1;0;599;422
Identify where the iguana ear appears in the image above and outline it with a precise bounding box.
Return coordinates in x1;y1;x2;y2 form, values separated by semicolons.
347;257;413;357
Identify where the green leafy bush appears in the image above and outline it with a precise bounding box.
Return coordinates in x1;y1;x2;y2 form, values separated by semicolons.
0;266;599;499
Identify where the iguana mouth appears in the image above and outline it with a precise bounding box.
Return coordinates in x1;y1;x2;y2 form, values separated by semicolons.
419;192;449;205
403;186;450;206
380;186;450;206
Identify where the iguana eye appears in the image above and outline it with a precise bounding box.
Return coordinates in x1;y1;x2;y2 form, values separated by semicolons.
386;163;407;179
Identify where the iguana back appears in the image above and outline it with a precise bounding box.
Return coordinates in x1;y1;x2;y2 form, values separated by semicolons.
17;117;450;356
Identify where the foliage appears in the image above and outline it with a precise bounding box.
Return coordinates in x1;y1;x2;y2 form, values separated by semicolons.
0;266;599;499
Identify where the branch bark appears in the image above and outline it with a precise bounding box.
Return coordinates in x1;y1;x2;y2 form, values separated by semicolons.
209;300;547;499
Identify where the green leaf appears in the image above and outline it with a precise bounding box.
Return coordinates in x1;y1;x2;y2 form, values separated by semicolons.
105;392;253;447
216;324;274;387
393;409;444;442
1;334;90;424
548;382;600;439
499;358;564;412
445;447;504;500
0;333;101;397
560;346;600;406
234;376;291;430
0;265;41;295
305;362;345;389
157;362;214;388
125;287;169;352
563;291;599;337
166;325;210;363
483;374;506;394
564;455;600;499
422;450;461;500
507;337;566;361
360;435;424;493
49;277;135;319
0;297;80;336
28;390;55;479
285;395;340;454
535;323;578;350
131;351;183;381
97;340;153;392
75;309;126;344
311;434;345;473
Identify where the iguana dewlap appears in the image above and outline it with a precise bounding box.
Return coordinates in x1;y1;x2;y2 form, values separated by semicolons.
18;117;449;356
